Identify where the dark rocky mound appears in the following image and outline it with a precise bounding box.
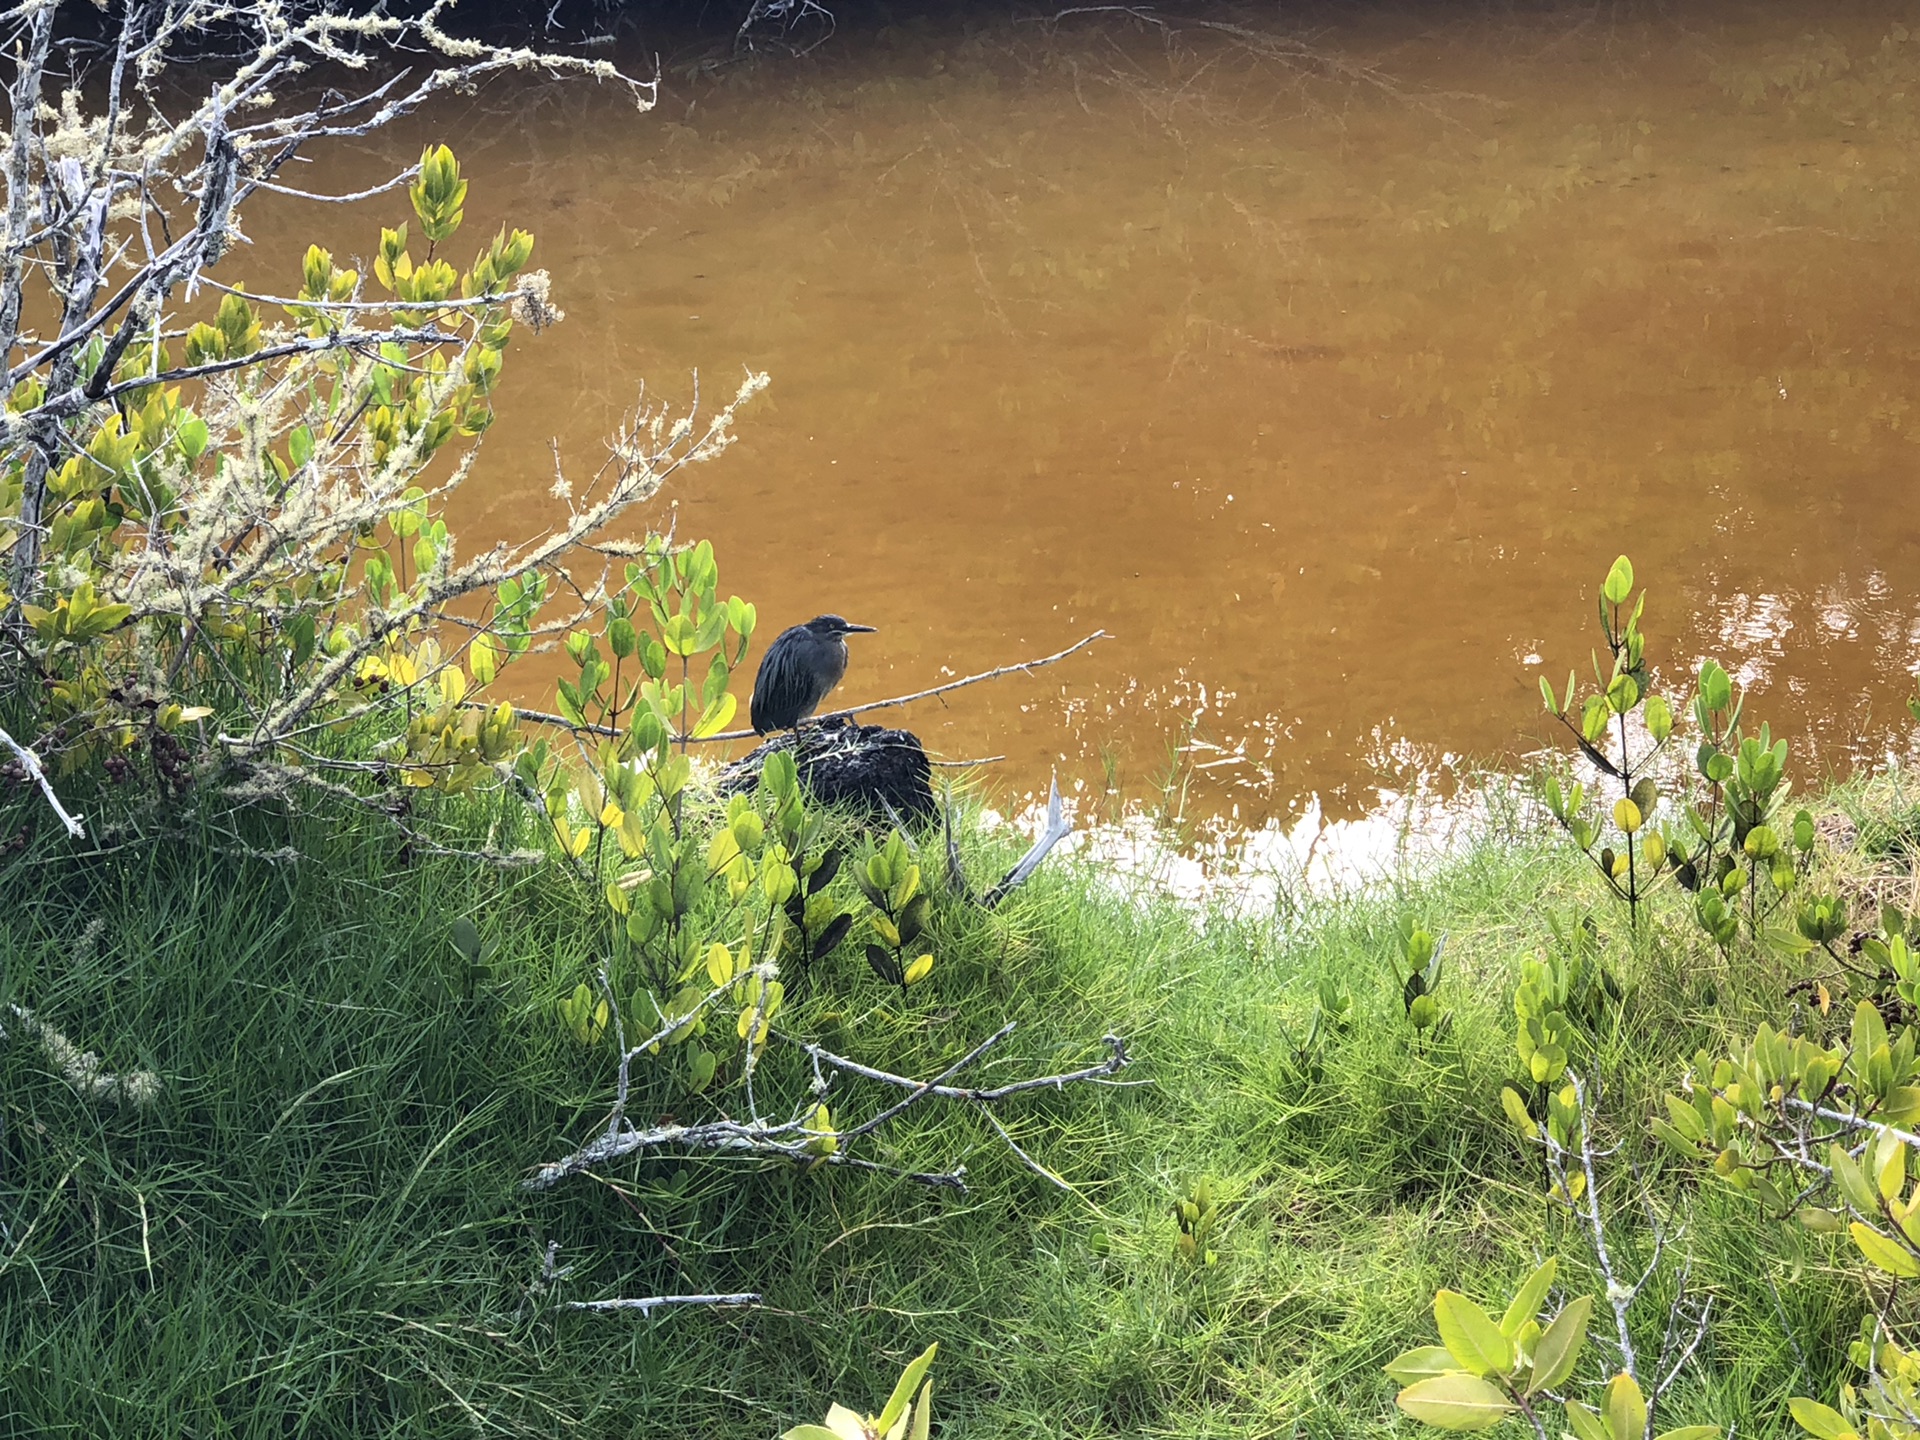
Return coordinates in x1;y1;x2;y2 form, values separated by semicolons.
717;717;935;821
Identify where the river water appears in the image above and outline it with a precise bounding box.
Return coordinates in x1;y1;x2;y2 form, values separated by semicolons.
251;2;1920;836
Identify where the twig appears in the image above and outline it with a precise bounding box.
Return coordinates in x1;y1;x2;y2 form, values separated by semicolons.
684;631;1109;744
563;1292;760;1316
1577;1079;1638;1382
838;1022;1020;1141
605;970;754;1139
1653;1295;1714;1406
801;1030;1130;1103
944;796;973;902
1782;1096;1920;1150
0;723;84;838
979;1108;1085;1199
465;634;1103;753
525;1024;1129;1193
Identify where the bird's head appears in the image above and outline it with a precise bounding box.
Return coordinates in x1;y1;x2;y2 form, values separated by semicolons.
804;615;877;638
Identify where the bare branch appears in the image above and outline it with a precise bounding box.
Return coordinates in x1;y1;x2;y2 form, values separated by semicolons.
562;1292;761;1316
524;1022;1129;1194
686;630;1110;745
0;723;84;837
801;1030;1131;1104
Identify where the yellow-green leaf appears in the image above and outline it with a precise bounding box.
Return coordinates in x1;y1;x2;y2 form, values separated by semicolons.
1435;1291;1514;1377
1396;1374;1516;1432
1787;1397;1856;1440
1526;1295;1591;1394
875;1345;938;1436
1566;1402;1610;1440
1605;1371;1647;1440
470;632;499;685
1384;1347;1459;1384
1850;1221;1920;1278
1500;1258;1557;1337
692;691;738;739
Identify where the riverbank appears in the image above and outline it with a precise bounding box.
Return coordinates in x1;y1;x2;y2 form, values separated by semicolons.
3;757;1901;1436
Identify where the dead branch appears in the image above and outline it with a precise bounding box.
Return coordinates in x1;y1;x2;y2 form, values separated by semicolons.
686;630;1109;745
982;775;1071;908
463;631;1106;754
801;1029;1129;1104
524;1021;1129;1194
563;1292;760;1316
0;723;84;838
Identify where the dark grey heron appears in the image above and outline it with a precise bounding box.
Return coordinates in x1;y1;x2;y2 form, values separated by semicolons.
750;615;877;735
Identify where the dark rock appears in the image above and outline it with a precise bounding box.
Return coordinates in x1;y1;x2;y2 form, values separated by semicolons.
718;717;935;821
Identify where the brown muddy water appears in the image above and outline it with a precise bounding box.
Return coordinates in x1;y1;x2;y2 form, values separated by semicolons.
251;2;1920;837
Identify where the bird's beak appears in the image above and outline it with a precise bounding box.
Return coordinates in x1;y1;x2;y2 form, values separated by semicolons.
842;623;877;634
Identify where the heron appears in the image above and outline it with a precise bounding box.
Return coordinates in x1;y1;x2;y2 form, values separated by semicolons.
750;615;877;735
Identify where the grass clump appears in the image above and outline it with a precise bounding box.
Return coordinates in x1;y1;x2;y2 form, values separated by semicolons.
0;762;1886;1439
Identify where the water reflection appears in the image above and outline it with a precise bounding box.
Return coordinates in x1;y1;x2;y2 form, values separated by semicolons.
242;2;1920;832
1023;757;1491;913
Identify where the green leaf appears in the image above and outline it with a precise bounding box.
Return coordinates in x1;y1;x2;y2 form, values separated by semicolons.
1434;1291;1515;1377
1651;1119;1700;1159
176;414;210;460
692;691;738;740
1604;1371;1647;1440
1882;1086;1920;1125
1526;1295;1591;1394
780;1428;846;1440
449;916;482;963
686;1045;717;1092
1384;1347;1460;1384
1877;1133;1907;1202
906;1379;933;1440
1654;1429;1724;1440
1663;1094;1707;1143
875;1345;938;1435
1501;1086;1538;1137
1396;1374;1516;1431
1787;1398;1856;1440
1607;673;1640;716
1645;693;1673;742
1853;1002;1889;1078
1602;555;1635;605
1566;1402;1610;1440
1500;1258;1557;1338
1849;1222;1920;1278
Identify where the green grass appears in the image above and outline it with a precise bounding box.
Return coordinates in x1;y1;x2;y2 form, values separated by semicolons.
0;768;1890;1437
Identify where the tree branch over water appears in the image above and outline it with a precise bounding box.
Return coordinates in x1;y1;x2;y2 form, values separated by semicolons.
486;630;1109;746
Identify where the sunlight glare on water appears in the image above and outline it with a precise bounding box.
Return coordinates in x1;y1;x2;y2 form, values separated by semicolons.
252;1;1920;834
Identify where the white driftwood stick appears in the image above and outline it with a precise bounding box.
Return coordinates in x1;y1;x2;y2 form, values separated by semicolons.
984;774;1070;907
0;725;84;838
